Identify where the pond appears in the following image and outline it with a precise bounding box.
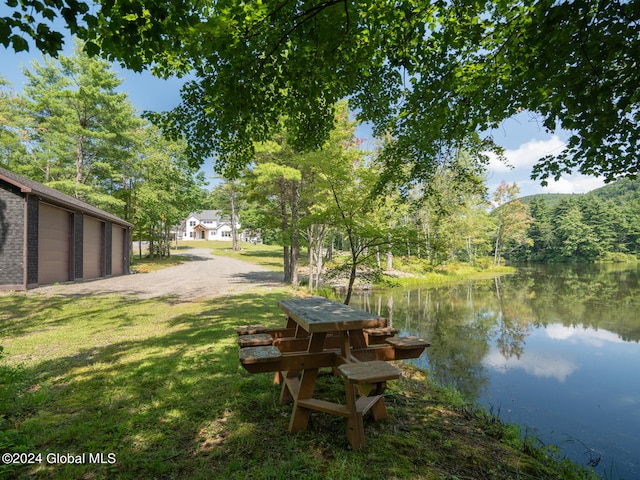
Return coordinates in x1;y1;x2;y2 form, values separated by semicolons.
350;263;640;480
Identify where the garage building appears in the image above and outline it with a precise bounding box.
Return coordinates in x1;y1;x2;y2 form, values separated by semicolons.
0;166;133;290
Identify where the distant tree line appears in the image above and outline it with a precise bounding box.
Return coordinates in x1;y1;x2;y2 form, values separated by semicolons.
505;179;640;263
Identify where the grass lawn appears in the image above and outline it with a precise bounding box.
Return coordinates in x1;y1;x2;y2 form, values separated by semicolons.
1;282;597;480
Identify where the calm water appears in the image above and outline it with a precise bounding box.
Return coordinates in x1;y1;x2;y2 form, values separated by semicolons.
350;263;640;480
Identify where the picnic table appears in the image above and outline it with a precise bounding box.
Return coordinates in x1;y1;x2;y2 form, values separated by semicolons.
237;296;430;449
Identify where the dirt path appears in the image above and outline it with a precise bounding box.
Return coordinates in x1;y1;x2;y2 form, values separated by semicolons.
30;248;283;300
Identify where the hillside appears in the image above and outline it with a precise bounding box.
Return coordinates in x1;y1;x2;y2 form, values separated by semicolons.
518;192;580;207
519;176;640;206
588;176;640;203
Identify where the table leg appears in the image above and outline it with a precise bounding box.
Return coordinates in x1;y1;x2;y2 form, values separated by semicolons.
278;322;313;404
348;329;368;350
288;332;326;433
289;368;319;432
279;371;295;404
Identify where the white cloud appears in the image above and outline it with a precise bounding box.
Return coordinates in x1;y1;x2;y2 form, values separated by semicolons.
488;135;566;173
483;349;579;382
546;324;624;347
486;136;607;196
538;175;606;195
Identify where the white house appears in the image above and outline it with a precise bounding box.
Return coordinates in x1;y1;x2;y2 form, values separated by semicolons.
179;210;240;241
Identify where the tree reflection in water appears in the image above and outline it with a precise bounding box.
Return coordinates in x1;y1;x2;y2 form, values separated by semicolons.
350;263;640;480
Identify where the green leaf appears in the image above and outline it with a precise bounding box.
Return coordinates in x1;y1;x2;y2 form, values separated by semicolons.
10;34;29;52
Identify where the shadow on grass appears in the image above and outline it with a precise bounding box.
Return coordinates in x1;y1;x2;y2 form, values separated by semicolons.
3;291;352;479
0;294;174;339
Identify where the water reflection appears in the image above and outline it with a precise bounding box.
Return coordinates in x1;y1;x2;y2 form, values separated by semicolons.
483;345;580;382
350;263;640;480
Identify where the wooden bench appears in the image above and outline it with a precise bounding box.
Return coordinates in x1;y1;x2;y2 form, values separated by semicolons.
385;336;430;349
363;326;399;345
385;336;430;360
236;324;268;335
239;345;282;373
236;325;297;339
237;333;274;348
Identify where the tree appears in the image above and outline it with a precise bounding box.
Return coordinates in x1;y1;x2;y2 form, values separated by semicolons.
208;179;242;251
15;41;142;211
130;126;208;258
0;77;28;168
321;159;397;305
244;148;306;285
491;181;533;265
551;199;601;261
409;149;489;265
524;198;555;262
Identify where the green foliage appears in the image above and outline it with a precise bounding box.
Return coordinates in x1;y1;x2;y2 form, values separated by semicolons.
5;40;143;212
3;0;639;184
510;184;640;263
490;181;533;265
129;126;208;255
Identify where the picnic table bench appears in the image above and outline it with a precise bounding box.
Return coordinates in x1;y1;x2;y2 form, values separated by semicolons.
237;296;430;449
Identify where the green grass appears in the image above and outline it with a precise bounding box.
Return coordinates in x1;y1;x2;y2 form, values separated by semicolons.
1;287;598;480
174;240;287;271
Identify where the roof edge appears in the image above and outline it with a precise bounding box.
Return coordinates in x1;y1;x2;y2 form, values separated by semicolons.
0;172;32;193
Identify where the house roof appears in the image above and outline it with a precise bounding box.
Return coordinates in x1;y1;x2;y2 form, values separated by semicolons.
0;166;134;228
190;209;226;222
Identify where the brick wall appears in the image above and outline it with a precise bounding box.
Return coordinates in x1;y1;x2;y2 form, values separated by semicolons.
0;182;25;287
26;196;38;285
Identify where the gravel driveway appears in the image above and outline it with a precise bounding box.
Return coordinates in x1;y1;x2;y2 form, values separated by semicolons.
30;248;283;300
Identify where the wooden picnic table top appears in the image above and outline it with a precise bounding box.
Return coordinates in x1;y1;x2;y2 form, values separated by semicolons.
278;296;386;333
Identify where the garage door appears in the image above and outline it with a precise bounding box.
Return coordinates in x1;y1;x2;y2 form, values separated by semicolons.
38;203;70;285
83;217;103;279
111;226;125;276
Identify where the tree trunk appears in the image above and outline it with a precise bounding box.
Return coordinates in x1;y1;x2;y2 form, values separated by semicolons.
75;134;84;192
231;187;239;251
289;178;301;286
494;225;502;265
344;260;357;305
307;225;326;292
327;233;334;263
280;179;292;283
149;225;155;260
308;227;315;292
290;235;299;286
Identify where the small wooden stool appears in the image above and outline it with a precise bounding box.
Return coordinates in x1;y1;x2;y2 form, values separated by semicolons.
338;360;402;449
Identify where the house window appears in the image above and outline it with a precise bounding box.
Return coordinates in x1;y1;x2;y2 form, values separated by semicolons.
189;220;196;226
221;231;232;237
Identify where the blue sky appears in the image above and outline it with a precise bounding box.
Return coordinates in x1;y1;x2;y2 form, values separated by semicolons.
1;41;605;198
